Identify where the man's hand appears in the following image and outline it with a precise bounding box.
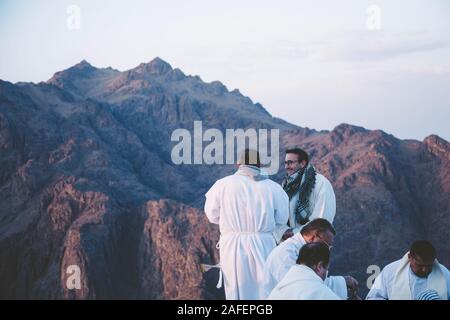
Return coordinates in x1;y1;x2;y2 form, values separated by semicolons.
344;276;358;290
281;229;294;241
344;276;359;300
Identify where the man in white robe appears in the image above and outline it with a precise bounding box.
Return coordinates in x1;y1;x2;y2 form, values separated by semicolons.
366;240;450;300
268;242;342;300
263;218;357;299
275;148;336;243
204;149;289;300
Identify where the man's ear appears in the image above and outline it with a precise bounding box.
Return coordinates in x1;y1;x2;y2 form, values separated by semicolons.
315;261;323;272
408;253;413;262
312;263;320;273
300;160;307;168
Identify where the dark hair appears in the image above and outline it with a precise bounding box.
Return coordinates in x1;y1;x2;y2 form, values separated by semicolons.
301;218;336;237
296;242;330;268
239;148;261;167
410;240;436;261
286;148;309;163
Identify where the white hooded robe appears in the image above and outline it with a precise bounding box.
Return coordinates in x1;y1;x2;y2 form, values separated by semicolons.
204;165;289;300
268;264;342;300
263;232;347;299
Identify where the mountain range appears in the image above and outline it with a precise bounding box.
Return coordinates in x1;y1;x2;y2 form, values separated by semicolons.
0;57;448;299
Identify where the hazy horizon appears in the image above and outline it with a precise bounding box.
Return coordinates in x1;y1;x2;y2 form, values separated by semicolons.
1;0;449;140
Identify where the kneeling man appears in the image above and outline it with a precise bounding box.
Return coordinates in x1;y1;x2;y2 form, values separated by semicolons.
268;242;342;300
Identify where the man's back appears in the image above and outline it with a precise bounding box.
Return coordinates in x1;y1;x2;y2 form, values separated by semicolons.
206;172;288;233
268;265;341;300
204;165;289;300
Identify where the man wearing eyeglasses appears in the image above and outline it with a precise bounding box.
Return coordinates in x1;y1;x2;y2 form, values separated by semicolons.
274;148;336;243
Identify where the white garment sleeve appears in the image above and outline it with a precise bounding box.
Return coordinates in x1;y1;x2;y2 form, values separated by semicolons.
366;269;389;300
273;225;289;244
324;276;348;299
263;254;294;299
310;177;336;223
262;260;278;299
204;181;221;224
443;265;450;299
272;188;290;243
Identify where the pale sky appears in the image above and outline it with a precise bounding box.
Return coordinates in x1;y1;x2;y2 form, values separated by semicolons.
1;0;449;140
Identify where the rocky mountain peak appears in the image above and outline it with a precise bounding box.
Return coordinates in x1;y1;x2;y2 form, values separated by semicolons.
329;123;367;145
74;59;94;69
134;57;173;75
47;60;98;90
423;134;449;158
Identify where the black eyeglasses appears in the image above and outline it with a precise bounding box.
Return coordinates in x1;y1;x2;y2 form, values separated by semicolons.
284;160;299;166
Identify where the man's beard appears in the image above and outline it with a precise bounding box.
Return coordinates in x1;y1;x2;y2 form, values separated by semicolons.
413;270;430;278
